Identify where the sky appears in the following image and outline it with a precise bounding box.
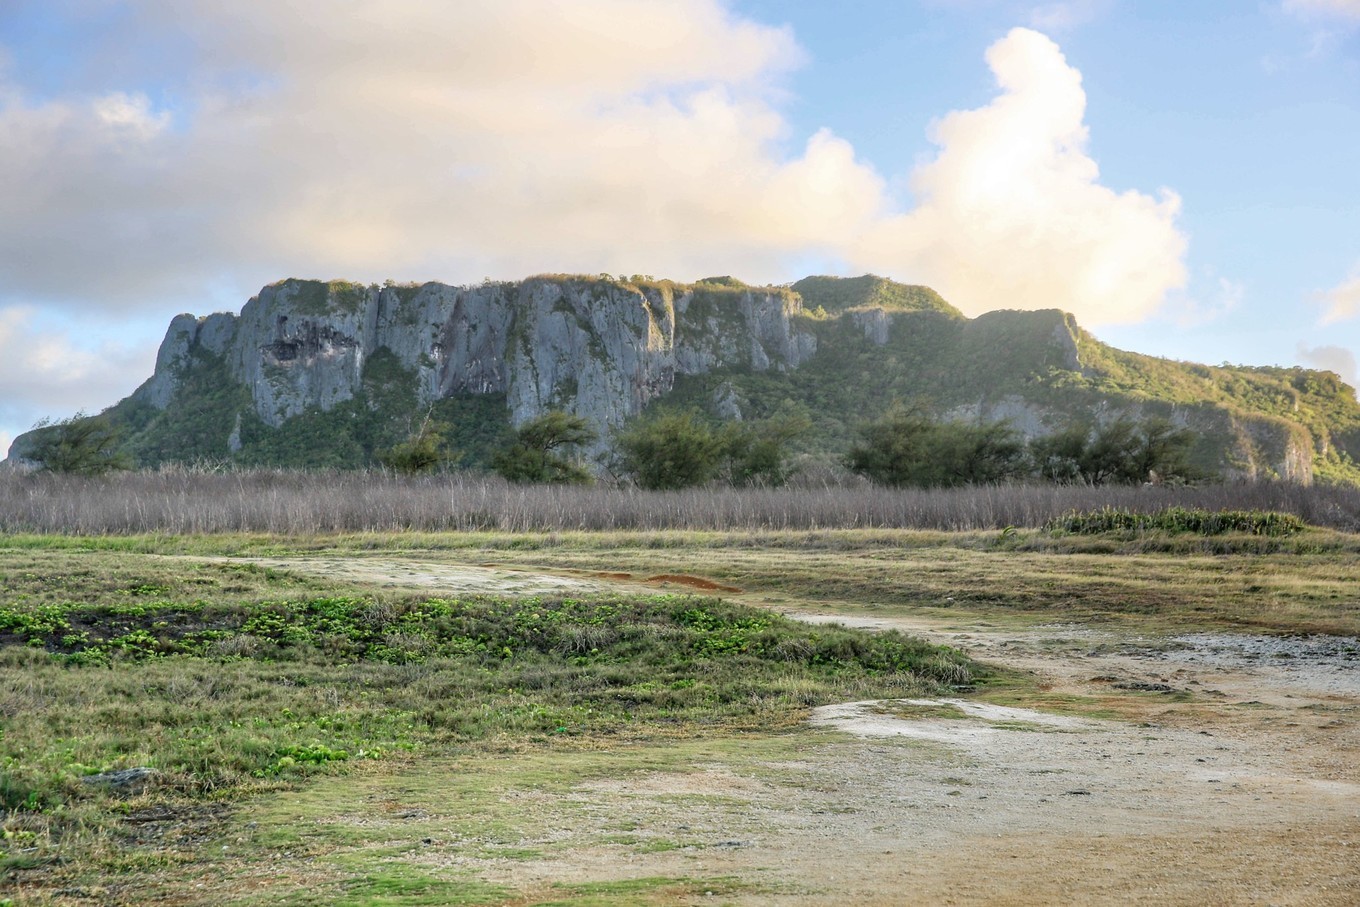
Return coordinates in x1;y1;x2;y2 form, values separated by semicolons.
1;0;1358;455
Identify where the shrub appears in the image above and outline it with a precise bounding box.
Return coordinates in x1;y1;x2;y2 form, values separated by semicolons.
1045;506;1307;537
721;412;811;487
492;411;596;484
616;410;726;490
1031;417;1199;485
846;410;1025;487
24;413;131;476
377;412;457;474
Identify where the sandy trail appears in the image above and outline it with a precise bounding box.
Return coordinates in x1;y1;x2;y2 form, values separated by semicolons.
224;556;1360;904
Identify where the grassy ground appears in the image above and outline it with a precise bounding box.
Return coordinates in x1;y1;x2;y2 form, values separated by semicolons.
0;538;981;904
84;525;1351;637
2;524;1357;904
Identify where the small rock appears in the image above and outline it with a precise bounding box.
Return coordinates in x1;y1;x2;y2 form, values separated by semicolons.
80;767;158;794
1114;682;1176;693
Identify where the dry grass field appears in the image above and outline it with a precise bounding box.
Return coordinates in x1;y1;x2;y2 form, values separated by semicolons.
2;477;1358;904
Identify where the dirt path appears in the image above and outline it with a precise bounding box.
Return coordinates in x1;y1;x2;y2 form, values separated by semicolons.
219;557;1360;904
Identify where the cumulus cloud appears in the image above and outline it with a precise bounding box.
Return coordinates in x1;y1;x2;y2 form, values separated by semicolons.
851;28;1187;325
1318;269;1360;323
0;0;890;308
93;92;171;143
0;4;1184;331
1296;342;1358;390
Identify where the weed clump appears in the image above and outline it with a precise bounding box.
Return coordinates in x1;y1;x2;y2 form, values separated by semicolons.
1045;506;1307;537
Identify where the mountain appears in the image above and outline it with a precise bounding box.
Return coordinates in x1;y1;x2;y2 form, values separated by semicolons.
10;274;1360;483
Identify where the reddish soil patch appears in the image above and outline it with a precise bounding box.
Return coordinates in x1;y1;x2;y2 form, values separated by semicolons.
646;573;743;593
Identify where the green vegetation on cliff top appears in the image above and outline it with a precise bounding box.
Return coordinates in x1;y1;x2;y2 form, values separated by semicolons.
791;274;962;317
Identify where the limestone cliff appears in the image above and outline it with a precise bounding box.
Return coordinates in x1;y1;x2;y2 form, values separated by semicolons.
9;273;1359;483
134;276;814;455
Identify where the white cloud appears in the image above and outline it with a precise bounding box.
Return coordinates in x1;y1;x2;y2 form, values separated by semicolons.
0;306;154;422
0;5;1182;330
1296;342;1358;390
1027;0;1111;31
851;28;1187;325
1318;270;1360;323
93;92;171;143
1;0;889;306
1168;277;1244;328
1284;0;1360;22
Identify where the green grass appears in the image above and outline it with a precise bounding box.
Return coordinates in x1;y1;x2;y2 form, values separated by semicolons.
3;526;1358;902
0;540;981;901
166;735;804;905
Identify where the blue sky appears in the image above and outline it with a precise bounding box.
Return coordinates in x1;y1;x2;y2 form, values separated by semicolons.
1;0;1358;455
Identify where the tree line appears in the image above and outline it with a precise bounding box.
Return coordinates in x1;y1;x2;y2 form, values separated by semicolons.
366;406;1201;489
22;406;1201;489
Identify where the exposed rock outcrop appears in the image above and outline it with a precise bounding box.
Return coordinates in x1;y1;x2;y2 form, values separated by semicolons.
135;277;814;451
9;273;1356;484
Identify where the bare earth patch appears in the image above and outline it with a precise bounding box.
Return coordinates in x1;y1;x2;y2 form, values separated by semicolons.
194;557;1359;905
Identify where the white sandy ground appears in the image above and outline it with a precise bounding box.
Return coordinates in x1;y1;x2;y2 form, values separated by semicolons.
210;557;1360;905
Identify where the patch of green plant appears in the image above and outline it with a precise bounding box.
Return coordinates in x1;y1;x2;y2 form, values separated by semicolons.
282;279;371;317
792;274;962;317
1045;507;1308;537
0;591;980;828
246;866;509;907
113;348;254;467
541;875;750;906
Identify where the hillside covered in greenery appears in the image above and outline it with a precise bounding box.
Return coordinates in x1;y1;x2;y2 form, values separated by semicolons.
10;274;1360;484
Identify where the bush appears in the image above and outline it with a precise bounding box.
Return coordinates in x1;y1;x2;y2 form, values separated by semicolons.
492;411;596;484
1032;417;1198;485
721;413;811;487
846;410;1025;487
25;413;131;476
1046;506;1307;537
616;410;727;490
377;413;457;474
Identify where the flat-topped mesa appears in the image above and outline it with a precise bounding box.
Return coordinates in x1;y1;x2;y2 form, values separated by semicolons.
135;276;816;445
11;272;1356;483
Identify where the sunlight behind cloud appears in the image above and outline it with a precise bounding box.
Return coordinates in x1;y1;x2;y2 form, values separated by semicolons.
1297;342;1359;391
851;28;1187;325
0;5;1186;331
1319;270;1360;323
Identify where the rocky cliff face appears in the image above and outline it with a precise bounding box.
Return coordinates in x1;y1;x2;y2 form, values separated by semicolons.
11;273;1356;483
135;277;815;453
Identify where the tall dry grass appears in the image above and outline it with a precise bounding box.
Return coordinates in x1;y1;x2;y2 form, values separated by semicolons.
2;467;1358;535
